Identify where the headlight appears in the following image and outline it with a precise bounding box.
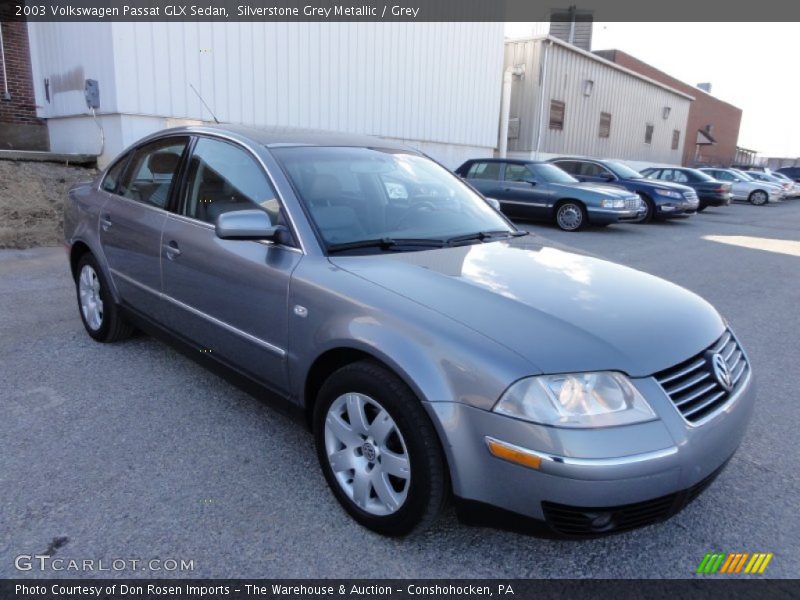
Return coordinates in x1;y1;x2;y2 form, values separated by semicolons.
654;189;682;199
600;198;625;209
493;372;656;428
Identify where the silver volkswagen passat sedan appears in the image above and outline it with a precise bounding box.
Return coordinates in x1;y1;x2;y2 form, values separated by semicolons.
65;126;755;536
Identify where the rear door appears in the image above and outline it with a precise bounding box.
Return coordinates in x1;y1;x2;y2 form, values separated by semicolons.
462;161;504;199
100;136;190;317
160;135;301;392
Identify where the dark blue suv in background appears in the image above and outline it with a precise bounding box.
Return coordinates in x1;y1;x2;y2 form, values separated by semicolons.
549;157;699;223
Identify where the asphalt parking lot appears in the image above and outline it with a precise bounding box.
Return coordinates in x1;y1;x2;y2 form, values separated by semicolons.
1;199;799;579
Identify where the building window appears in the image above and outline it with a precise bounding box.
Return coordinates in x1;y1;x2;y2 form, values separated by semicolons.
549;100;565;131
599;112;611;138
644;124;654;145
672;129;681;150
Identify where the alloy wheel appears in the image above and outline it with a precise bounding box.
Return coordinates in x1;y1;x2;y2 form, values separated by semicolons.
78;264;104;331
750;191;768;205
324;392;411;516
556;203;583;231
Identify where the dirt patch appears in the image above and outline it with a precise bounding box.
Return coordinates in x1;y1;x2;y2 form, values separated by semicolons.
0;160;97;249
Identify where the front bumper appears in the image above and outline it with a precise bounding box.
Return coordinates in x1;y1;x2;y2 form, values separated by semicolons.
424;368;755;534
655;199;699;217
586;206;642;224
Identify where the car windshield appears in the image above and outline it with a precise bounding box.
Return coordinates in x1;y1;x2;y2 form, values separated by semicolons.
271;146;515;251
605;160;643;179
528;163;578;184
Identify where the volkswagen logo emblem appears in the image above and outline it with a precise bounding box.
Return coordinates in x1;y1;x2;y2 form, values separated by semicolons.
710;352;733;391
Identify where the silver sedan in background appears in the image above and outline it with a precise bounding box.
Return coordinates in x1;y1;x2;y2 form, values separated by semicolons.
64;125;755;536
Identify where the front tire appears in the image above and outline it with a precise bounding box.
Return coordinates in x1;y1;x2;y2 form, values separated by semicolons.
635;194;655;223
748;190;768;205
313;361;447;536
554;201;587;231
75;254;134;343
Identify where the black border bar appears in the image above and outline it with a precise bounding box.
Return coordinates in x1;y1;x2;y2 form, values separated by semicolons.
4;0;800;22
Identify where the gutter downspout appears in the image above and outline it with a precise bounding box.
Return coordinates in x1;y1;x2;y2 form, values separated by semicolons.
534;39;551;160
0;24;10;100
498;65;524;158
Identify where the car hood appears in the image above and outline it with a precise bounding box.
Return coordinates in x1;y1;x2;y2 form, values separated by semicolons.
551;182;636;198
330;239;724;378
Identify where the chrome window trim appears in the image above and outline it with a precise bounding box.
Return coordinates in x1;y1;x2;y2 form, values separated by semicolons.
109;268;287;357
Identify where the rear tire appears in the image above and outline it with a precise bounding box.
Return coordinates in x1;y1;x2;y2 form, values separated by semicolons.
313;360;447;536
75;254;134;343
554;201;587;232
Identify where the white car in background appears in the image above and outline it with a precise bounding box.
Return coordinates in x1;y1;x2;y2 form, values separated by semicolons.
745;170;793;197
766;171;800;198
699;168;782;205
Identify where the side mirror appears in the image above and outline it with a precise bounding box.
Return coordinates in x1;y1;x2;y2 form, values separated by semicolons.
524;178;538;186
215;209;284;241
601;173;615;181
485;197;501;210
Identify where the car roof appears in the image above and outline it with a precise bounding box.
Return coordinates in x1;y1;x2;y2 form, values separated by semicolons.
462;158;546;165
139;123;417;151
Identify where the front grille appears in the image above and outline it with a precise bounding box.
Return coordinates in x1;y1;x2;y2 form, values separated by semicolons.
541;462;727;537
624;197;640;210
654;330;748;424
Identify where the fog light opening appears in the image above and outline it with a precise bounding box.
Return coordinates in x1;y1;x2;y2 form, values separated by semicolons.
587;511;615;532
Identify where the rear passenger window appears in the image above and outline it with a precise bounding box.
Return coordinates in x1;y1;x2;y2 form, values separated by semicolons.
466;162;502;181
183;137;281;226
101;154;130;194
504;164;532;182
118;138;188;208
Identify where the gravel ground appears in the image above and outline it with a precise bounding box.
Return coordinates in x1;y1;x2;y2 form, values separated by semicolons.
0;160;96;249
0;199;798;579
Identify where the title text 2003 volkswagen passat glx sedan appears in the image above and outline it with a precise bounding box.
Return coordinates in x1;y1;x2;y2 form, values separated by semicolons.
65;126;754;536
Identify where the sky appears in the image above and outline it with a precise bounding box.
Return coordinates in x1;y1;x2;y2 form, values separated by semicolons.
504;22;800;158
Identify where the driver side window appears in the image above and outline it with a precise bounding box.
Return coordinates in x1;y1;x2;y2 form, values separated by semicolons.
182;137;282;227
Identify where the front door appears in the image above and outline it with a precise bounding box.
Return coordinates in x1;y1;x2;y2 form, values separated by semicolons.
497;163;552;219
160;136;301;392
100;136;190;317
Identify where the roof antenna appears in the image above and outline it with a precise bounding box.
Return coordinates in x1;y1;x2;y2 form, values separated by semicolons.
189;83;220;124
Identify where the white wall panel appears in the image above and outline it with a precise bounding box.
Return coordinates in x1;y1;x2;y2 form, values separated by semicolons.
102;22;503;148
506;38;691;165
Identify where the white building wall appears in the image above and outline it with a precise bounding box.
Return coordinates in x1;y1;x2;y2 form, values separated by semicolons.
27;22;504;168
505;38;692;166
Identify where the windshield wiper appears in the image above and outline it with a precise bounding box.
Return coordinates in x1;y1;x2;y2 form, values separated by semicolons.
444;230;528;246
327;237;446;254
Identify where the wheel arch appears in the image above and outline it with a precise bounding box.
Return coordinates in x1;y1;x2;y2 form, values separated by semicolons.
69;240;92;280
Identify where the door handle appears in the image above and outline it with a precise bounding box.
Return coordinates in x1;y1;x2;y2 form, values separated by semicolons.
164;241;181;260
100;214;112;231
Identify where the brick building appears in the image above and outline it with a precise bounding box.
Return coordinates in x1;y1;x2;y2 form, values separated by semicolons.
0;21;48;150
594;49;742;167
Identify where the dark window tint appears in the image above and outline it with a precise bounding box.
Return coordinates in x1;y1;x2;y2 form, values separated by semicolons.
672;129;681;150
118;138;188;208
101;154;129;194
183;137;280;226
578;162;611;178
467;162;502;181
645;124;654;144
644;169;661;179
549;100;565;131
504;163;532;182
553;160;578;174
599;112;611;138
